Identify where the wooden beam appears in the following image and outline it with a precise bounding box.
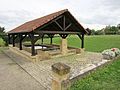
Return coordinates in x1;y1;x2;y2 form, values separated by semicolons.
8;34;10;44
63;16;65;30
81;33;84;48
18;34;27;50
19;34;22;50
77;33;82;40
48;34;54;44
36;15;64;30
12;34;17;47
34;31;80;34
32;34;42;43
53;15;63;22
64;23;72;31
50;37;52;44
21;34;27;41
29;33;36;56
54;21;63;30
59;34;68;39
41;34;44;45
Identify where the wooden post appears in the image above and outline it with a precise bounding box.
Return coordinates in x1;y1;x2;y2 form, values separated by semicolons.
19;34;22;50
30;33;36;56
48;34;54;45
8;34;10;44
81;33;84;48
41;35;44;45
12;34;15;47
19;34;27;50
50;37;52;44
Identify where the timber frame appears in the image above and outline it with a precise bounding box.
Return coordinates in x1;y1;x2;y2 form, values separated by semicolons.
8;9;87;56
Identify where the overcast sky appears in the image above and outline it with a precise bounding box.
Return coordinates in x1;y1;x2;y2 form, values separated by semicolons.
0;0;120;31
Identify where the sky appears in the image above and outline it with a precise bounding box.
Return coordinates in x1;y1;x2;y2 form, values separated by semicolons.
0;0;120;31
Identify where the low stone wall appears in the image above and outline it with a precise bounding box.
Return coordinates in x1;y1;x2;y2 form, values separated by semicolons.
9;44;85;62
22;45;32;53
37;50;51;61
9;45;53;62
75;48;85;54
9;45;37;62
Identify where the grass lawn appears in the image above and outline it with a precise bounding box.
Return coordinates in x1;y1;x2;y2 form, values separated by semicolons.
36;35;120;52
84;35;120;52
70;58;120;90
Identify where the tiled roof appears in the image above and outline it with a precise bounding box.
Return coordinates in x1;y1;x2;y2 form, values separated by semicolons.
8;9;68;33
8;9;87;34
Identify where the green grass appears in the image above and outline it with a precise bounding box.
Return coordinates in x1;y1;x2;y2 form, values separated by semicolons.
70;58;120;90
36;35;120;52
84;35;120;52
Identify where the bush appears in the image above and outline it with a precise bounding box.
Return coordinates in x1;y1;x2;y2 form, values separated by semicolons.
0;38;5;47
0;34;8;46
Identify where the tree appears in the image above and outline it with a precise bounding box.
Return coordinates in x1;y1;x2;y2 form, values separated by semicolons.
95;30;104;35
91;29;96;35
86;28;91;35
117;24;120;29
0;26;8;46
0;26;5;34
104;25;119;35
110;26;118;34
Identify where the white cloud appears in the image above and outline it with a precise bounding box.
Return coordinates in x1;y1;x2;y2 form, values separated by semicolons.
0;0;120;31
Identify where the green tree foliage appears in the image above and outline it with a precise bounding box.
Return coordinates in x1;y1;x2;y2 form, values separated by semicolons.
104;25;119;35
89;25;120;35
95;30;104;35
117;24;120;29
88;29;104;35
0;26;8;46
0;38;5;47
86;28;91;35
0;26;5;34
90;29;96;35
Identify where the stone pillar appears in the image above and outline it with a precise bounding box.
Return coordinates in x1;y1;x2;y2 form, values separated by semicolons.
51;62;70;90
60;38;68;55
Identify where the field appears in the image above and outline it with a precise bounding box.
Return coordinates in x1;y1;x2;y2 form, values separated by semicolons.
36;35;120;52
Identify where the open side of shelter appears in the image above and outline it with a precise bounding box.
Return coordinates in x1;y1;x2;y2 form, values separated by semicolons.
7;9;88;60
